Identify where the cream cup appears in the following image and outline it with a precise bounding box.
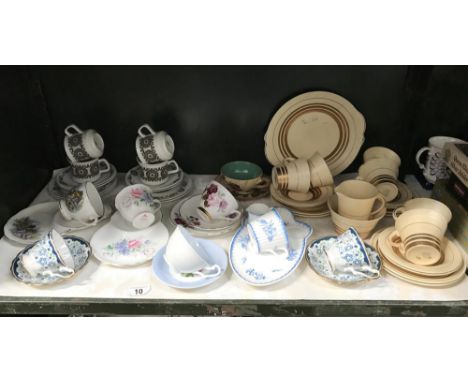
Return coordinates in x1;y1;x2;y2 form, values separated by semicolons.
358;158;399;182
308;152;334;187
363;146;401;167
281;158;311;193
335;180;386;220
59;182;104;225
393;198;452;223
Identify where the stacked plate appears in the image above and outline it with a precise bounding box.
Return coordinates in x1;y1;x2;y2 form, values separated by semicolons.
270;184;332;218
265;91;366;175
125;165;193;204
385;181;413;217
170;195;243;237
48;163;118;200
372;227;466;287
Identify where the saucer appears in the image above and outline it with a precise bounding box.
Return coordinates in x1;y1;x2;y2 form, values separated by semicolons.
229;218;312;286
57;163;117;189
152;175;193;203
152;239;227;289
90;214;169;266
52;204;113;233
125;165;184;192
110;210;163;232
4;202;58;245
307;237;381;284
10;236;91;285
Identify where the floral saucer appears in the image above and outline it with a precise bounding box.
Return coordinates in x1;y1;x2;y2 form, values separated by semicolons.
229;219;312;286
125;165;184;192
4;202;58;245
306;237;381;284
10;236;91;285
90;212;169;266
152;239;227;289
52;204;113;233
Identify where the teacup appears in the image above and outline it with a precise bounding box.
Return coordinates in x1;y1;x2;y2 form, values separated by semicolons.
335;180;386;220
115;184;161;229
358;158;399;182
70;158;111;183
246;209;289;255
21;230;75;278
197;181;241;222
246;203;295;225
307;152;334;187
59;182;104;225
272;158;311;193
322;228;379;278
135;124;175;163
138;159;180;186
220;161;268;191
393;198;452;223
363;146;401;167
64;125;105;163
416;136;465;184
164;226;221;277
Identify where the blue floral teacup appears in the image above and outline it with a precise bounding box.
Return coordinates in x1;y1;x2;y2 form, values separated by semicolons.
246;209;289;255
323;228;379;278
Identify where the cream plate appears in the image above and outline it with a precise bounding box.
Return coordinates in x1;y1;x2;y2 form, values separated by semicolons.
385;181;413;214
270;184;333;209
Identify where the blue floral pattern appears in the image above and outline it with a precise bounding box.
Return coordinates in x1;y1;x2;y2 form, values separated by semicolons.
258;219;276;242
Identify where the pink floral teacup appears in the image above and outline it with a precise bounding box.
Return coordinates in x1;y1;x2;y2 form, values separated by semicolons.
115;184;161;229
197;181;241;222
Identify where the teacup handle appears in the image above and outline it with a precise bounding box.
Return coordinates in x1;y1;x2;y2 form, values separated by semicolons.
138;124;155;137
166;160;180;174
260;247;289;256
392;206;406;220
343;266;380;279
370;194;386;216
98;159;111;173
193;264;222;278
283;157;296;163
64;124;83;136
253;177;269;189
222;210;242;221
388;230;406;254
415;146;430;170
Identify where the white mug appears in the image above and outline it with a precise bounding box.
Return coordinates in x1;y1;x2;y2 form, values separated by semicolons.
64;124;104;162
197;181;242;222
135;124;175;163
246;209;289;255
59;182;104;225
415;136;465;184
164;226;221;277
115;184;161;229
138;159;180;186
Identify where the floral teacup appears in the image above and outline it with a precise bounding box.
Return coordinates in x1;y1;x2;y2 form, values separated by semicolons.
115;184;161;229
59;182;104;225
246;209;289;255
197;181;241;222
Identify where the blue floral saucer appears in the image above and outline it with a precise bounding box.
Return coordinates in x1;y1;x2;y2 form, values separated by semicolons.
10;236;91;285
307;236;381;284
152;239;227;289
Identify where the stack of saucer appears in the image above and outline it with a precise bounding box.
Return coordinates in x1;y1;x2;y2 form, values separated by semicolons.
48;125;117;199
270;153;334;218
372;198;466;287
170;181;243;237
125;124;192;204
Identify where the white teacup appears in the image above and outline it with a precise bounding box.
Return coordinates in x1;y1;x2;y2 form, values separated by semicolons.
21;230;75;278
135;124;175;163
164;226;221;277
70;158;111;183
197;181;241;222
138;158;180;186
247;209;289;255
115;185;161;229
59;182;104;225
64;125;105;163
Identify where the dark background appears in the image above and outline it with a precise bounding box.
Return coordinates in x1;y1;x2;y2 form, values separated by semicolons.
1;66;467;226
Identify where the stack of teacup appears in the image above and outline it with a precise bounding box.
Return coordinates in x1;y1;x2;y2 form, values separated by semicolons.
135;124;180;188
358;146;401;203
64;125;110;185
328;179;386;239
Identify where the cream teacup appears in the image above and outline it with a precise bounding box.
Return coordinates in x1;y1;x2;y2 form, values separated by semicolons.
335;180;386;220
70;158;111;183
363;146;401;166
64;125;104;163
307;152;334;187
59;182;104;225
197;181;241;222
393;198;452;223
358;158;399;182
246;209;289;255
135;124;175;163
272;158;311;193
138;159;180;186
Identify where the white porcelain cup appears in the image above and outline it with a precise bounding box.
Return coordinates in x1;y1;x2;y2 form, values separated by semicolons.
70;158;111;183
164;226;221;277
246;209;289;255
197;181;242;222
64;125;104;162
135;124;175;163
115;184;161;229
21;230;75;278
415;136;465;184
138;158;180;186
59;182;104;225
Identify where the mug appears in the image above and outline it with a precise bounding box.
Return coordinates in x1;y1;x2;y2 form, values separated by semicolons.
70;158;111;183
135;124;175;163
415;136;465;184
220;161;268;191
59;182;104;225
64;125;104;162
246;209;289;255
21;230;75;278
115;184;161;229
197;181;241;222
138;159;180;186
335;180;386;220
164;226;221;277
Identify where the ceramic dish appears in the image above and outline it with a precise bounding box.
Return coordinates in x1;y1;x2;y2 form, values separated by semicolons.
307;238;381;284
152;239;227;289
90;212;169;266
48;173;118;200
152;175;193;203
229;219;312;286
385;181;413;215
10;236;91;285
57;163;117;189
270;184;333;209
52;204;113;234
4;202;58;245
265;91;366;175
125;165;184;192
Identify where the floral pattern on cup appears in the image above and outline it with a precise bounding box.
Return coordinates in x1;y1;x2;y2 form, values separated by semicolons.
64;189;84;212
11;217;39;240
124;187;157;209
202;183;228;211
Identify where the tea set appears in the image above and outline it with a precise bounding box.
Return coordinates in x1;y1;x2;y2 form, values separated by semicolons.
4;91;466;290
